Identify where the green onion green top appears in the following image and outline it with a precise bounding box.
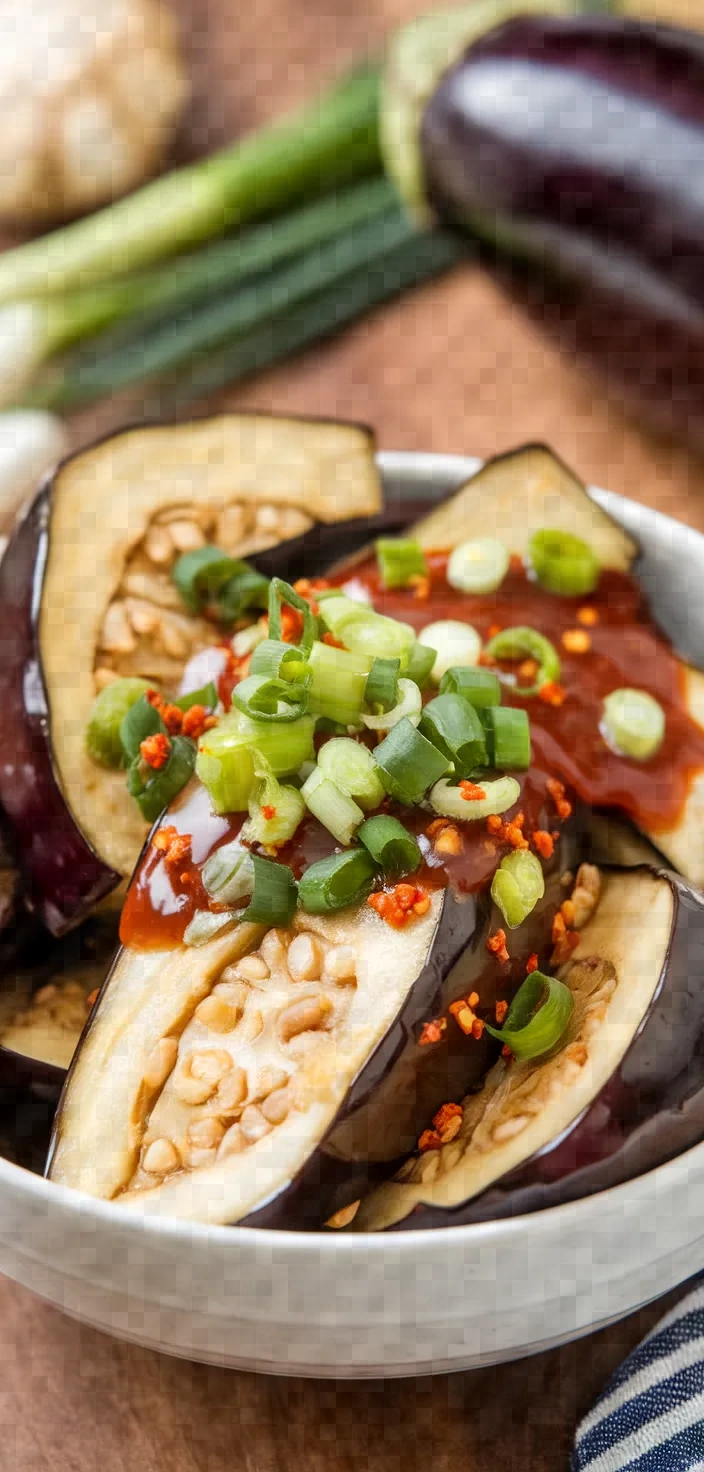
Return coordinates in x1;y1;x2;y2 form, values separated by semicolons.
528;529;599;598
485;972;574;1061
376;536;428;589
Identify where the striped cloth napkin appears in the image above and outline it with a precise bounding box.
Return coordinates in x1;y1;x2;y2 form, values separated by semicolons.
573;1279;704;1471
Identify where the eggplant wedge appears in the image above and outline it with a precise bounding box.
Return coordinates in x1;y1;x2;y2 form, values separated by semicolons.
47;784;582;1226
355;867;704;1231
0;413;381;931
410;444;704;887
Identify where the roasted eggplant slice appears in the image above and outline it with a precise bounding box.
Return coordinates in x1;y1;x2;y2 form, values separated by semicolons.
0;413;381;931
355;867;704;1231
48;825;580;1226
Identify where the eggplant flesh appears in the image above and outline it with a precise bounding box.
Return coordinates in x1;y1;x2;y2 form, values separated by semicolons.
355;867;704;1231
0;413;381;931
419;15;704;451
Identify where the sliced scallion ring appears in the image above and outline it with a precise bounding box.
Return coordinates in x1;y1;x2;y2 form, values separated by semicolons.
528;529;599;598
202;840;255;905
419;693;488;776
308;641;370;727
240;853;298;926
301;766;364;846
600;688;665;761
358;815;421;880
485;626;561;697
298;849;378;914
491;850;545;929
485;971;574;1061
320;594;416;665
317;737;385;810
364;656;400;713
373;717;450;806
405;641;437;688
249;638;310;684
447;537;510;595
362;677;422;732
429;774;520;822
417;619;482;684
482;705;531;769
376;537;428;589
268;577;317;656
439;666;501;709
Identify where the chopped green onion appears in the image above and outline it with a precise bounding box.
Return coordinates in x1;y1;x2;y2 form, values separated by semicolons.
439;666;501;709
233;713;315;775
364;656;400;713
485;971;574;1061
126;735;196;823
240;854;298;926
231;673;309;723
418;619;482;684
175;682;219;713
419;694;488;777
429;774;521;821
447;537;509;595
298;848;378;914
268;577;317;656
195;713;314;812
601;688;666;761
362;678;422;732
249;638;309;683
301;767;364;846
358;815;421;879
485;626;561;697
491;851;545;930
240;752;306;847
86;677;151;768
184;909;241;948
482;706;531;770
405;640;437;688
319;594;416;665
120;692;165;762
317;737;385;810
373;717;450;805
308;641;370;726
528;529;599;598
375;537;428;589
173;546;269;623
202;840;255;905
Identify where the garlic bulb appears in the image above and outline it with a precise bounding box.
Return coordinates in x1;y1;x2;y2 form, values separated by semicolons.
0;0;188;223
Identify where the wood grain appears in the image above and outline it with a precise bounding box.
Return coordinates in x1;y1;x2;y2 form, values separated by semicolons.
2;1;704;1467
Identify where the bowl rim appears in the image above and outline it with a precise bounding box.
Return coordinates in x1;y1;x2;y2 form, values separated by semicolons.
4;444;704;1257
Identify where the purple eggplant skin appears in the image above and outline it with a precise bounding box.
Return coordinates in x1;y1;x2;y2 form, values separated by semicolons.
420;15;704;450
243;817;586;1231
388;871;704;1231
0;484;122;935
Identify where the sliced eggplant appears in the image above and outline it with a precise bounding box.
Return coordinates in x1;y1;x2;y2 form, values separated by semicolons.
0;413;381;931
355;866;704;1231
410;444;704;886
47;811;580;1226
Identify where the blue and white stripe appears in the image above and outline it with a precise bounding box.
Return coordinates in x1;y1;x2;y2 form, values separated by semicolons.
573;1279;704;1471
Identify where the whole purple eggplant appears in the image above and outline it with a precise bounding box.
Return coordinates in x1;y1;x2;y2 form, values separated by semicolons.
418;14;704;447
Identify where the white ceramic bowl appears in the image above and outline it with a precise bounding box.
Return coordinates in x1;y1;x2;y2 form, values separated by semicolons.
1;450;703;1378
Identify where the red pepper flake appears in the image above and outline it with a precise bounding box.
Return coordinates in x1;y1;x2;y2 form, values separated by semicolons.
552;911;567;945
562;628;591;654
147;689;183;734
459;780;487;802
293;577;330;616
472;1017;485;1040
495;999;509;1024
408;573;431;601
152;825;192;873
261;805;277;820
517;658;539;684
509;553;523;573
418;1017;447;1047
487;928;510;964
487;623;503;640
478;650;495;667
526;953;539;974
552;930;581;966
501;1043;514;1060
449;1000;476;1035
181;704;217;741
486;814;503;835
281;605;304;644
468;991;480;1008
418;1129;443;1152
539;681;566;708
426;817;450;838
140;732;171;770
532;829;555;860
577;606;599;626
369;884;430;928
322;631;346;649
85;988;99;1011
546;777;573;821
503;821;529;851
432;1102;463;1143
561;898;576;928
152;824;178;852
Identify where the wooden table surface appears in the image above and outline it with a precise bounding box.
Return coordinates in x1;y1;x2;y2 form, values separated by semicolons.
3;2;704;1468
